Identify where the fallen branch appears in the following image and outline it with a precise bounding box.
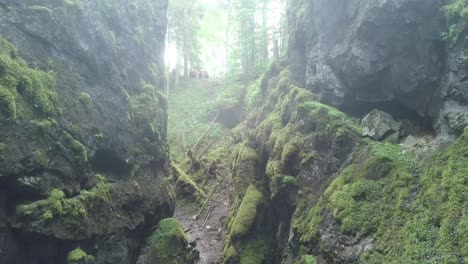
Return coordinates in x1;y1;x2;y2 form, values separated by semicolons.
201;207;213;230
197;139;217;161
170;162;206;198
201;160;216;188
196;183;219;217
192;111;219;156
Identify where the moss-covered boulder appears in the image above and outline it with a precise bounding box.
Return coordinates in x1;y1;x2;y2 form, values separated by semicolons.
229;185;263;239
222;184;270;264
137;218;197;264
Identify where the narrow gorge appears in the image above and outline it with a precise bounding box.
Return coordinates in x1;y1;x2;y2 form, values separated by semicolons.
0;0;466;264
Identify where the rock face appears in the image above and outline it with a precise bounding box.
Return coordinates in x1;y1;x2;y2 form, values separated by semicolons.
361;109;401;140
0;1;173;263
223;0;468;262
288;0;446;121
225;61;468;264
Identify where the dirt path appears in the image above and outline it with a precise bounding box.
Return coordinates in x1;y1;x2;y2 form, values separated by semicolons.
175;163;232;264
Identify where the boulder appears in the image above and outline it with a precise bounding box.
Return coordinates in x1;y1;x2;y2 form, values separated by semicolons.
361;109;401;140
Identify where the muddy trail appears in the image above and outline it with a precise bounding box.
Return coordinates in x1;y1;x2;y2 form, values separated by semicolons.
168;79;240;263
175;162;232;264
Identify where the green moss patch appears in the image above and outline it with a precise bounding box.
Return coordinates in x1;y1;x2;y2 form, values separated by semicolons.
0;36;57;119
229;185;263;239
66;247;94;264
239;238;269;264
292;129;468;263
295;255;317;264
141;218;192;263
62;131;88;163
17;183;111;224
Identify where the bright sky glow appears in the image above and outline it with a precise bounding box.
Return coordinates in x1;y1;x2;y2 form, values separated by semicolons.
165;0;286;77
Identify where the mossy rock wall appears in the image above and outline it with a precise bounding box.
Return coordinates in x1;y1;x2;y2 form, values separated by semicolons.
223;63;361;263
0;1;172;263
225;60;467;263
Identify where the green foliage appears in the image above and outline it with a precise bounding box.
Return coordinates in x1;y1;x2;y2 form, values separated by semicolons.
368;140;416;171
226;0;279;77
0;37;17;58
167;0;203;74
229;184;263;239
443;0;468;61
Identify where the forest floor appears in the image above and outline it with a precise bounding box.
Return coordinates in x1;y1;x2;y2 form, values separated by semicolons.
174;161;232;264
168;78;241;263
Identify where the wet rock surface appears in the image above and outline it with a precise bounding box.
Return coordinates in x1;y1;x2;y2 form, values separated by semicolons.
0;1;173;263
288;0;446;120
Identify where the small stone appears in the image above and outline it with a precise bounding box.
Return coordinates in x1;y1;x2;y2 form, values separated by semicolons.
404;135;418;148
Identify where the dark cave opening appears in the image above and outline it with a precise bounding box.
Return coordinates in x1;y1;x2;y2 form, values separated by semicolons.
90;149;131;179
